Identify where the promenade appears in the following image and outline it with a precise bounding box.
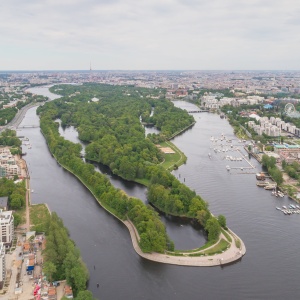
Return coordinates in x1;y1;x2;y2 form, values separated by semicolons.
124;220;246;267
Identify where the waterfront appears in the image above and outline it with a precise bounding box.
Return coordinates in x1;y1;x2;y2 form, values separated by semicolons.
20;87;300;299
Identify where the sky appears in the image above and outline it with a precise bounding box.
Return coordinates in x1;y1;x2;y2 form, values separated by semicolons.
1;0;300;70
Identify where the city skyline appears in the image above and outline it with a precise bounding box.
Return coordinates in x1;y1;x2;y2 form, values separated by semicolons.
1;0;300;70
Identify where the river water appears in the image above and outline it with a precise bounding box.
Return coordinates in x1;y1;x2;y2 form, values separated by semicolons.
20;87;300;300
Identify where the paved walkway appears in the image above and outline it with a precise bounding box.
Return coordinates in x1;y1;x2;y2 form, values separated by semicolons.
124;220;246;267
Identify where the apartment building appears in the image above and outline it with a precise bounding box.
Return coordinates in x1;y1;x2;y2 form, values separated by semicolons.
0;210;14;248
0;147;21;179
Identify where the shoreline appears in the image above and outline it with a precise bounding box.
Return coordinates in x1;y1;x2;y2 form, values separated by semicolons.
17;96;246;267
124;220;246;267
43;143;246;267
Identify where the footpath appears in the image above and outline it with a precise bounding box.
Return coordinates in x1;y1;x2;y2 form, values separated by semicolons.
124;220;246;267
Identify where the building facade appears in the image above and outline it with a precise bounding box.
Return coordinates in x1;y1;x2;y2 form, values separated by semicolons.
0;210;14;248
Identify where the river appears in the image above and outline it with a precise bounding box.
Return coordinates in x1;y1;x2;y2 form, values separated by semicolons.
19;87;300;300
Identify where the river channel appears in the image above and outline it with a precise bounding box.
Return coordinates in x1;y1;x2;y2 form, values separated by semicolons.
20;87;300;300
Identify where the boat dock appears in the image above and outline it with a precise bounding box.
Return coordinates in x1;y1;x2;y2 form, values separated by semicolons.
210;134;256;174
276;204;300;215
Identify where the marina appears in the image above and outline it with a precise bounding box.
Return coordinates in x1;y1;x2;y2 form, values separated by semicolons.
210;134;256;173
276;205;300;215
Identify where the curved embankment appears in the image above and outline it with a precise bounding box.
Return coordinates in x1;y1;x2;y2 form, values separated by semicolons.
124;220;246;267
39;132;246;267
51;154;246;266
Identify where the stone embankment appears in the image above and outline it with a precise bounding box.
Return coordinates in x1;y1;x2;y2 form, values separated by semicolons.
124;220;246;267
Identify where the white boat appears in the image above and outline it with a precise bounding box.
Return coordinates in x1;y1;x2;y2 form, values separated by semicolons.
264;184;277;190
226;165;230;171
31;189;34;193
277;191;284;197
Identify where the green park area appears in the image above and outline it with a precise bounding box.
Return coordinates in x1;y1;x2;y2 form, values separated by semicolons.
30;204;51;232
159;141;187;171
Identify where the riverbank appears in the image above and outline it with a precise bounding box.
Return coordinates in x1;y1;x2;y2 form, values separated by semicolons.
124;220;246;267
42;132;246;266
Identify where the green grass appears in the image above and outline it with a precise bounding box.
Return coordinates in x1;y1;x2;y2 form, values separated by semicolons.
30;204;51;232
235;238;241;249
14;207;26;226
159;141;187;171
203;239;230;256
167;238;218;255
134;178;150;186
221;228;232;242
134;141;187;186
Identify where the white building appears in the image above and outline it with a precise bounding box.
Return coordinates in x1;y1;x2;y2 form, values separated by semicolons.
0;210;14;248
202;96;220;109
0;243;5;289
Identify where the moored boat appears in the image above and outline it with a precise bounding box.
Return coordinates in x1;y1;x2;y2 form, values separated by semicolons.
264;184;277;190
256;172;266;180
256;181;270;187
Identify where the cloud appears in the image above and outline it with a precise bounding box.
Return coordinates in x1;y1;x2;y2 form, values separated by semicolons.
1;0;300;69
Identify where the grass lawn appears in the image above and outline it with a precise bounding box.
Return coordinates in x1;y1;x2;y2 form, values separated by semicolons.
221;228;232;242
203;239;230;255
30;204;51;232
14;207;26;226
168;239;215;254
159;141;186;171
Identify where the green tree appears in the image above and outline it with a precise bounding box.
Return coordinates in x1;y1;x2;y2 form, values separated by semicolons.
269;167;283;185
75;290;95;300
218;215;227;229
43;261;57;282
70;266;89;297
10;193;23;209
205;217;221;241
13;213;22;227
196;210;210;227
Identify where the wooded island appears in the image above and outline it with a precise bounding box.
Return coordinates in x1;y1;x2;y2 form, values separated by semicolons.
38;84;227;253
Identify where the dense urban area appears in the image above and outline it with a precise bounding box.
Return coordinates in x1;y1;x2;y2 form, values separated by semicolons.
1;70;300;299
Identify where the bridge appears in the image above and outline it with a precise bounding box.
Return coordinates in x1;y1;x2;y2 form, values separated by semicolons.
18;125;39;128
187;110;209;113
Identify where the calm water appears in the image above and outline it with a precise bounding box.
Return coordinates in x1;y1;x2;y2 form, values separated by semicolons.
21;88;300;300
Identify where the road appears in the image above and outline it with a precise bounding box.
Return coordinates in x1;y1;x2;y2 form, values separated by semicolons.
0;102;41;134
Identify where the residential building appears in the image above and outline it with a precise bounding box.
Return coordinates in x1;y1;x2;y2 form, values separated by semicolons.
0;210;14;248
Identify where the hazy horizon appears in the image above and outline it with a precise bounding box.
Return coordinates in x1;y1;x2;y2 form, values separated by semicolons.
1;69;300;73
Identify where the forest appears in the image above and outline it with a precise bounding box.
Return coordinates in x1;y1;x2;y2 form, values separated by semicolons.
0;129;22;148
43;213;90;298
38;102;173;253
39;83;226;250
0;178;26;226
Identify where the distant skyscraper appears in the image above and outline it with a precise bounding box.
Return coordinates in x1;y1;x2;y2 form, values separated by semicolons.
90;62;92;71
